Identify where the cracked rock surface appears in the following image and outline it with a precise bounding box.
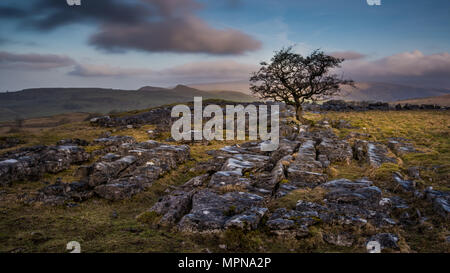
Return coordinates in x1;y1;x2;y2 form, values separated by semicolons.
1;102;447;253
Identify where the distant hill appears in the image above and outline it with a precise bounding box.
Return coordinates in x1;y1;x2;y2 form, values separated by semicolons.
394;94;450;107
334;82;450;102
189;81;450;102
189;81;251;94
0;85;256;122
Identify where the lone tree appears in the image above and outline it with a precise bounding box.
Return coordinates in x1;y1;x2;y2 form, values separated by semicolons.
250;47;354;122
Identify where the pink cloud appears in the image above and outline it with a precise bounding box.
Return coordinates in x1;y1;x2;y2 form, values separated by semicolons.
0;51;75;70
344;50;450;77
329;51;366;61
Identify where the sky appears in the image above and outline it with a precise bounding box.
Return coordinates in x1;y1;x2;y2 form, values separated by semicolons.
0;0;449;91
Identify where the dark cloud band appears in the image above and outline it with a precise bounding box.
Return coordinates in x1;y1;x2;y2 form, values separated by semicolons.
329;51;366;61
89;16;261;55
0;51;75;70
0;0;261;55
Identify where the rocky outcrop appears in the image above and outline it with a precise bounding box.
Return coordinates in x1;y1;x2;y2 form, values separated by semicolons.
177;190;266;232
316;136;353;165
35;181;93;205
323;179;382;209
144;125;413;242
0;137;25;150
3;95;448;254
323;232;355;247
90;106;173;129
367;233;399;250
93;135;136;146
354;140;397;168
286;140;327;188
89;141;190;200
140;117;437;246
94;179;144;201
266;208;314;237
33;138;190;203
424;188;450;219
303;100;447;112
392;172;415;192
150;190;195;226
314;100;390;111
387;138;420;155
267;178;399;241
9;104;443;253
56;138;89;146
88;155;137;187
89;101;293;133
0;145;90;186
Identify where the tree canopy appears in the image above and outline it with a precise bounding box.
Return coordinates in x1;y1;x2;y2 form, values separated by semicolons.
250;47;354;121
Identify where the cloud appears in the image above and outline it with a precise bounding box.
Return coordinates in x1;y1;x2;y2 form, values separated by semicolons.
165;60;256;81
69;64;153;77
69;60;256;83
0;37;38;46
68;50;450;88
0;48;256;81
0;6;27;18
344;50;450;77
1;0;261;55
0;51;75;70
329;51;366;61
89;16;261;55
15;0;151;30
219;0;244;9
339;50;450;88
144;0;203;17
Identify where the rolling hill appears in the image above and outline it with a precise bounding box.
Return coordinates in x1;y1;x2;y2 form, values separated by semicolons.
189;81;251;94
0;85;256;122
189;81;450;102
394;94;450;107
336;82;450;102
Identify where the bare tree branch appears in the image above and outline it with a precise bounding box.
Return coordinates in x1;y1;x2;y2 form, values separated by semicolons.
250;47;354;121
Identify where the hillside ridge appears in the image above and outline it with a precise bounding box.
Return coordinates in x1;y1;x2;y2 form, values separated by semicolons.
0;85;256;122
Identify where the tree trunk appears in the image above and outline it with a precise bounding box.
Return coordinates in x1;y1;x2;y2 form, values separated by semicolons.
295;105;307;124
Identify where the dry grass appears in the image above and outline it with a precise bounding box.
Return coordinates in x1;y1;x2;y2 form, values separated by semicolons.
0;110;449;253
270;187;327;210
394;94;450;107
307;110;449;190
218;184;247;194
